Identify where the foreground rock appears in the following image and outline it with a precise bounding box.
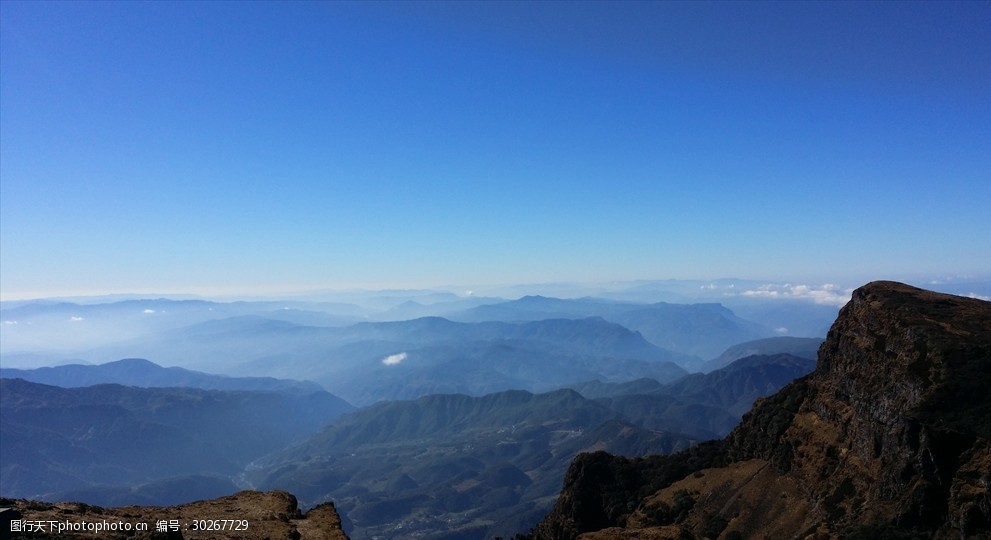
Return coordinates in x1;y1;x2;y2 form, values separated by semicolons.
2;490;349;539
529;281;991;539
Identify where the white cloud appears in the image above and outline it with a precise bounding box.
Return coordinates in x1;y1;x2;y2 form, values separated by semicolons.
740;283;852;307
382;352;407;366
967;292;991;301
774;327;789;334
3;320;18;325
70;316;84;322
143;309;156;314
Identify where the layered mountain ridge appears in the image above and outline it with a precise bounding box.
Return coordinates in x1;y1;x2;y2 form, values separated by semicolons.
528;281;991;539
0;379;353;504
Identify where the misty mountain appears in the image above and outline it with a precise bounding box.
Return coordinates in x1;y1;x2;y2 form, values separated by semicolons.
0;298;363;361
70;316;688;406
451;295;637;321
374;295;504;321
251;388;700;540
568;353;816;437
450;296;771;363
317;340;688;406
0;357;327;394
662;353;817;416
699;335;823;372
608;303;768;364
719;298;839;338
0;378;353;504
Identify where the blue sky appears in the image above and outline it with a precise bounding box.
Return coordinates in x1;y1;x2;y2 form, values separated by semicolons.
1;1;989;299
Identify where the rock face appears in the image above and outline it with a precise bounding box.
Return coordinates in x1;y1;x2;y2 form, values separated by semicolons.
1;490;349;540
530;281;991;539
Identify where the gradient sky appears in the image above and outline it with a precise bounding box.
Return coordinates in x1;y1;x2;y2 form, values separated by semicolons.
1;1;989;299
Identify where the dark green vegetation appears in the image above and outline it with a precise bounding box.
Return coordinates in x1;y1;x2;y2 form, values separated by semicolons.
250;388;696;540
0;377;354;505
246;353;813;539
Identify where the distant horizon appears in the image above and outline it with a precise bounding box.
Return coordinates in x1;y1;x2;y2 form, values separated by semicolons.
3;273;990;305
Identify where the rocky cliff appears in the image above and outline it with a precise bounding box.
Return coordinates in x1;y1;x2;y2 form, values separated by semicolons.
2;490;349;540
529;281;991;539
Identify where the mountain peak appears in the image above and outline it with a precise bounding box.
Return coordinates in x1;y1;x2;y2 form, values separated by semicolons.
105;357;159;367
529;281;991;539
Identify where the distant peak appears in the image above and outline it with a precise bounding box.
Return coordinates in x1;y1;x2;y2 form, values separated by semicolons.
106;358;159;367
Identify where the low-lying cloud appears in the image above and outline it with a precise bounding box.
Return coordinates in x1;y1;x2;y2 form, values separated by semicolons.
382;352;407;366
740;283;852;307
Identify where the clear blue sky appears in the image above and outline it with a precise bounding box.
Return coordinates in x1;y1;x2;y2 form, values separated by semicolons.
1;1;989;299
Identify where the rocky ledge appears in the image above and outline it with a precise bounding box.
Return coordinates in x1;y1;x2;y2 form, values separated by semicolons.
529;281;991;539
1;490;349;540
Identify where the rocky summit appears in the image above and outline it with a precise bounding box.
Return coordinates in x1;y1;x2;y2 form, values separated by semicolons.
1;490;349;540
529;281;991;539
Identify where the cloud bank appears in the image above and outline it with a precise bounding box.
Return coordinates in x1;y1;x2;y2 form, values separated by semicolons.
740;283;853;307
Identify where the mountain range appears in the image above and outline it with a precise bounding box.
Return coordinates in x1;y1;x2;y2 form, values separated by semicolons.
249;388;698;539
2;289;838;376
236;351;813;539
60;316;692;406
698;335;823;372
0;285;861;539
449;296;775;363
0;376;353;505
0;350;812;538
0;357;325;394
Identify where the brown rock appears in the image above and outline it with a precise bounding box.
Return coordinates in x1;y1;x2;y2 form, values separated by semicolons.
530;281;991;540
2;490;349;540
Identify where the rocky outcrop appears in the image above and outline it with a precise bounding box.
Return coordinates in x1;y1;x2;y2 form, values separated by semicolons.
1;490;349;539
530;281;991;539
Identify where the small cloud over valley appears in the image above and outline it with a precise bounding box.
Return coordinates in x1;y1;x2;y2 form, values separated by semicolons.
382;352;408;366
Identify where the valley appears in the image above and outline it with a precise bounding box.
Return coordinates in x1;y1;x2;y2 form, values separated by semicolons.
0;284;828;538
